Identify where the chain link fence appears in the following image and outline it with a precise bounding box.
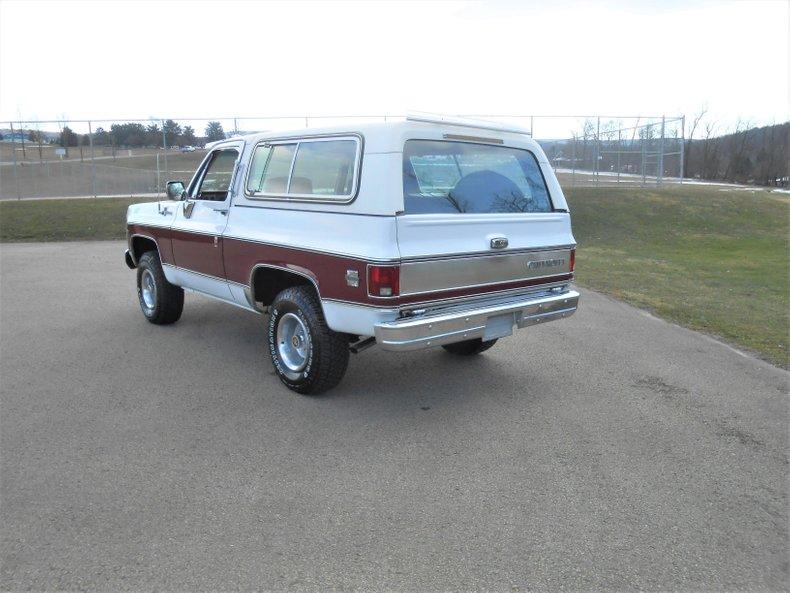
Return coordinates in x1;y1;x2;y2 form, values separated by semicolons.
0;114;685;200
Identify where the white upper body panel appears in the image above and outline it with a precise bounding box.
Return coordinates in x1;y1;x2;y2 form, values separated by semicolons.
127;200;177;230
230;119;570;216
128;119;574;264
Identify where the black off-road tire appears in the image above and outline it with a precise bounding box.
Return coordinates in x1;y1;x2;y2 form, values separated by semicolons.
268;286;349;395
136;251;184;325
441;338;498;356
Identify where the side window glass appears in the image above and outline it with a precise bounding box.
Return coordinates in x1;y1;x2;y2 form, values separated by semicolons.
195;149;238;201
247;144;296;195
246;145;271;194
289;140;356;196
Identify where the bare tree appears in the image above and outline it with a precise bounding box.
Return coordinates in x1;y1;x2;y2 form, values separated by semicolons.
722;118;753;182
684;106;708;179
700;120;719;180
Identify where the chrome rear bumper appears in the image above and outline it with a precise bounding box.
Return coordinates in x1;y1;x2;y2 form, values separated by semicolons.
374;289;579;352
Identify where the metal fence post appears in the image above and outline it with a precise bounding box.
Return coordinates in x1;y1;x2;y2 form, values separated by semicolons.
657;115;665;186
9;122;21;200
641;123;647;186
88;121;97;197
37;130;43;163
161;119;168;190
679;115;685;184
19;121;26;159
571;136;576;187
595;116;600;187
617;128;621;185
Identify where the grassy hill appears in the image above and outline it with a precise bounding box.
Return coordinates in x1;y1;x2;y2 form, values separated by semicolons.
566;185;788;367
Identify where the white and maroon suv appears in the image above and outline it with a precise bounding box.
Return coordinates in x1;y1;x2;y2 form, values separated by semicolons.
125;114;579;394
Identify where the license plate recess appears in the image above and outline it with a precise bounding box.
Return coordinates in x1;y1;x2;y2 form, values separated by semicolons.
483;312;517;341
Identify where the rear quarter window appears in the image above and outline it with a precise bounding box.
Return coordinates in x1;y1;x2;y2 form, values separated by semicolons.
246;137;359;200
403;140;553;214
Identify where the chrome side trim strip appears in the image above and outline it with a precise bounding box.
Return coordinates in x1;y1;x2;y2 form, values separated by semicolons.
162;263;225;283
128;232;162;265
132;222;573;266
221;235;399;263
181;286;258;313
232;204;394;218
247;263;323;302
128;221;171;230
163;262;325;309
319;280;572;310
169;227;217;237
399;243;576;262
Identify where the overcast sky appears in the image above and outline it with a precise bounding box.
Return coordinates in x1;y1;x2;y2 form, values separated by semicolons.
1;0;787;135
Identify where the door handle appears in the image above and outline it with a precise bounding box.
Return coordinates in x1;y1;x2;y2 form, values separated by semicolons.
217;209;228;216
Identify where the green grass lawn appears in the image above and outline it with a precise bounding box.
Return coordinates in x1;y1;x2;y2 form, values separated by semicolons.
0;197;149;242
1;186;788;367
566;185;789;368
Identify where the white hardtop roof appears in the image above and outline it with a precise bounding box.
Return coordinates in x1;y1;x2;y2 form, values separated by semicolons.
230;114;542;156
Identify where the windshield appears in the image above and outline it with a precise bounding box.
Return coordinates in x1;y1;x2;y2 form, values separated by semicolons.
403;140;553;214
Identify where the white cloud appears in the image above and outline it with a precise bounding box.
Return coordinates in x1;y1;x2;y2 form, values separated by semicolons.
1;0;787;132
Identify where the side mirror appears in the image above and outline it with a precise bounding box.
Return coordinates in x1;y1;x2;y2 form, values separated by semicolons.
166;180;186;200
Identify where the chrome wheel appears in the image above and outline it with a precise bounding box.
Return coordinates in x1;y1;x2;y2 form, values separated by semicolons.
276;312;312;376
140;268;157;310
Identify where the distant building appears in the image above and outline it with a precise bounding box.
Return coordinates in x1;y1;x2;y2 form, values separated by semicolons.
2;132;30;142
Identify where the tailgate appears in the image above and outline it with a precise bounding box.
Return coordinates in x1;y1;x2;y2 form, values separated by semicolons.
397;136;575;300
396;213;575;298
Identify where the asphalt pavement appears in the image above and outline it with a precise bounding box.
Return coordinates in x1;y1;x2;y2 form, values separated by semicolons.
1;241;787;592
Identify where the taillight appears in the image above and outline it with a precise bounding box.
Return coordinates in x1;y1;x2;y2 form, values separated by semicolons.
569;248;576;273
368;265;400;297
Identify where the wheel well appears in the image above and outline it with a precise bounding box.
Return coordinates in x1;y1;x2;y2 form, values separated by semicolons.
251;267;316;306
131;236;158;262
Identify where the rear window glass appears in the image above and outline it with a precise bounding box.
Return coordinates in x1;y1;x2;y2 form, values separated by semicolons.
403;140;552;214
246;138;358;198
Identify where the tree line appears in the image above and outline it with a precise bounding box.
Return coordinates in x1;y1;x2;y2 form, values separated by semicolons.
684;119;788;186
540;117;788;187
0;120;228;149
62;120;227;148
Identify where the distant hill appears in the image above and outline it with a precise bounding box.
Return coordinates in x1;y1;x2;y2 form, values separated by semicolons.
537;121;788;187
686;122;788;186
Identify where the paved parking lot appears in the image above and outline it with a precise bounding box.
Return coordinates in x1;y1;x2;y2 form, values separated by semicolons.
1;241;787;592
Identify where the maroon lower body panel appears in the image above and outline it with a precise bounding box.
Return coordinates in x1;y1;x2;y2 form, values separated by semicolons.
129;225;572;307
170;229;226;279
128;224;175;265
223;237;366;303
224;237;571;307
